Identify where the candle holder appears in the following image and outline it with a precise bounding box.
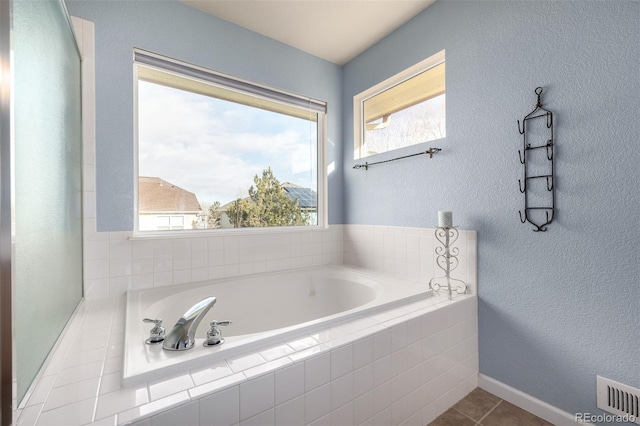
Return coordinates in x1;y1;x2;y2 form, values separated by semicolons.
429;227;467;300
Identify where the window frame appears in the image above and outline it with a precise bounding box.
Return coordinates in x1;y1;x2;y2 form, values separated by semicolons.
353;50;445;160
132;49;327;237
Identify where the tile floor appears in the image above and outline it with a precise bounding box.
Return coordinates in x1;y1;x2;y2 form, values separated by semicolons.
429;388;553;426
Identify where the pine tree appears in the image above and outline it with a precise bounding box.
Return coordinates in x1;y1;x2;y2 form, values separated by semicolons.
227;168;309;227
206;201;222;229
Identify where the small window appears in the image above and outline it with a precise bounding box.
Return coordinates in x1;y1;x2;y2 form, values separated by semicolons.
134;50;326;234
354;50;445;159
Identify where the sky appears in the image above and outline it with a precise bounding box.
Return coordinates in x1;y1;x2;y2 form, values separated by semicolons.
138;81;317;206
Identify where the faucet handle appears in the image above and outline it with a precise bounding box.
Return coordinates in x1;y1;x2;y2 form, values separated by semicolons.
203;320;232;347
143;318;165;344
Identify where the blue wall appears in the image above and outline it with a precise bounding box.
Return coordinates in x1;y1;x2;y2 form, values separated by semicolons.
343;0;639;421
65;0;344;231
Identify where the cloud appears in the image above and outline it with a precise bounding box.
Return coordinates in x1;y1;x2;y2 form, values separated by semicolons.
138;82;316;204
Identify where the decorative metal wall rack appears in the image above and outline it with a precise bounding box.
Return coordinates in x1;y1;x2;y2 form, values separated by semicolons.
517;87;555;232
428;227;467;300
353;147;441;170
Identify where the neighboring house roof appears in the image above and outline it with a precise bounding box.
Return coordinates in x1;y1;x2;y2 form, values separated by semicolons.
139;177;202;213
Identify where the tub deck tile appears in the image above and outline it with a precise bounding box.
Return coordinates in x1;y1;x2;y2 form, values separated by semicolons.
43;376;100;411
339;317;380;335
15;403;43;426
285;335;319;351
323;333;356;349
52;360;103;388
87;415;117;426
190;360;233;386
36;397;97;426
348;323;387;345
243;357;292;380
288;343;330;363
258;342;296;361
94;385;149;421
102;358;122;378
20;278;477;426
99;371;122;395
308;327;346;343
117;391;190;425
226;352;266;373
148;373;194;401
188;372;246;400
371;310;396;323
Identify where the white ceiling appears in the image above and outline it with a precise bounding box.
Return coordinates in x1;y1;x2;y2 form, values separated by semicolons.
180;0;436;65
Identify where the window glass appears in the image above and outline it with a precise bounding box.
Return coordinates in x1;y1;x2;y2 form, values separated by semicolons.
354;51;445;159
135;55;325;233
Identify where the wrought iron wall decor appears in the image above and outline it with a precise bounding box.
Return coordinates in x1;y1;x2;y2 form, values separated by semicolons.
353;147;441;170
428;227;467;300
517;87;555;232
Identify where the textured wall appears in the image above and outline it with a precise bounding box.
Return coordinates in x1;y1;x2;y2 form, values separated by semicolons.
342;0;639;421
65;0;344;231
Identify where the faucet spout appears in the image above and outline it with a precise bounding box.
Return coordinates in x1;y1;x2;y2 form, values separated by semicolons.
163;296;216;351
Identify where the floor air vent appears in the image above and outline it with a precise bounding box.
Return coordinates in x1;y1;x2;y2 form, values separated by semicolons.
597;375;640;424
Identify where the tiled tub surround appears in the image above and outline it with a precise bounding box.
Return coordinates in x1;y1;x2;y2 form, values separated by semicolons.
83;227;345;299
82;224;476;300
16;291;478;425
344;225;477;296
125;265;433;386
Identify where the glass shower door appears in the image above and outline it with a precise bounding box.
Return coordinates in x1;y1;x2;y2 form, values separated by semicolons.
12;0;83;404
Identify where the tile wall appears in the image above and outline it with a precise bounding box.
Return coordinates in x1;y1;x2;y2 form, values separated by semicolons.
16;291;478;425
83;228;344;298
83;224;476;301
344;225;477;296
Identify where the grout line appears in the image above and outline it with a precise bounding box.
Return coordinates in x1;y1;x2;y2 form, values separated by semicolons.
451;407;480;424
476;399;503;424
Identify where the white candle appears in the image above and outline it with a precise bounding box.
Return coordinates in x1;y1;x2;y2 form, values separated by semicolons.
438;211;453;228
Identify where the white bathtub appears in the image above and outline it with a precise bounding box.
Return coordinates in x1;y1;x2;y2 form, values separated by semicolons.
124;265;431;386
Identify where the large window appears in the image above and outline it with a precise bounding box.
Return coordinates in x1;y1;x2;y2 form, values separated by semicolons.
134;50;326;234
354;50;445;159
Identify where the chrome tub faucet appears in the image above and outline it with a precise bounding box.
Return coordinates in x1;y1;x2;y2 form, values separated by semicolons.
163;296;216;351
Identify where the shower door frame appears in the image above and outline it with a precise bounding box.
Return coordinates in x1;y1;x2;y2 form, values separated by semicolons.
0;0;13;423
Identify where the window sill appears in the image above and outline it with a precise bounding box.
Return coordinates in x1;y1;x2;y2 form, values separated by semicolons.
128;224;331;240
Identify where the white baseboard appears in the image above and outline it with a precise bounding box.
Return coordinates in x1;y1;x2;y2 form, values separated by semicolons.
478;374;591;425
